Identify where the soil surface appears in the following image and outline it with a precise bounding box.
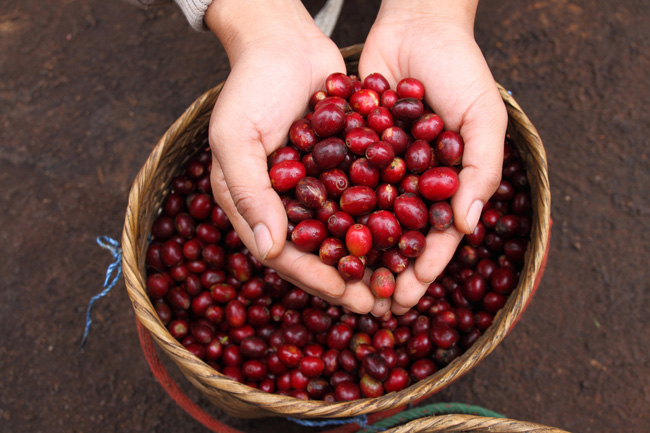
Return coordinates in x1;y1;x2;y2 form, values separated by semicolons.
1;1;649;432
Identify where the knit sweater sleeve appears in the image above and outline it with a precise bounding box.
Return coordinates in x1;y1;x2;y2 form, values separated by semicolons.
173;0;214;31
124;0;213;31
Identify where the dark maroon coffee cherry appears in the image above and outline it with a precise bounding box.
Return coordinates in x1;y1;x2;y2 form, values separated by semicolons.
490;266;519;294
381;249;409;274
393;193;428;230
466;221;487;246
327;323;354;351
319;169;350;199
327;211;355;239
404;140;433;174
315;199;340;224
146;273;169;298
291;219;328;253
428;201;454;231
482;291;508;314
362;353;390;382
319;237;348;266
151;216;175;240
462;274;487;303
313;137;348;169
188;193;214;220
406;332;433;360
162;193;185;218
289;118;318;152
381;126;410;156
435;131;464;166
366;141;396;170
285;200;314;223
398;230;426;258
301;152;323;177
430;324;459;349
337;255;365;282
335;381;361;401
391;98;424;121
295;177;328;209
367;210;402;250
492;180;515;201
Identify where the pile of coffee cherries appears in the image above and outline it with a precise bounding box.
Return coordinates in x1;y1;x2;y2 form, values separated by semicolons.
144;73;532;401
270;73;464;299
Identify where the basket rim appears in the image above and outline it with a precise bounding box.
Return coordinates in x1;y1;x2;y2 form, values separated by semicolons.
121;44;550;418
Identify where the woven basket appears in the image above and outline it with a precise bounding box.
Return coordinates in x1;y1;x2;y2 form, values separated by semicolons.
122;44;551;420
378;414;566;432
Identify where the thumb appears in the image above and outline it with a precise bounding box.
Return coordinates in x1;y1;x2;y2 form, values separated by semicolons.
209;130;287;261
451;95;508;235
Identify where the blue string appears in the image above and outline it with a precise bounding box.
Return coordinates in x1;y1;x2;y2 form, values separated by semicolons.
81;236;123;349
287;414;378;430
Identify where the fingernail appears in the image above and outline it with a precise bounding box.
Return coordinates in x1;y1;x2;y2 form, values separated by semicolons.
253;223;273;260
466;200;484;233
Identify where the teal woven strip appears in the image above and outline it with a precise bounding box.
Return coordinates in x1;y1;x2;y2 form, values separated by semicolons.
355;402;505;432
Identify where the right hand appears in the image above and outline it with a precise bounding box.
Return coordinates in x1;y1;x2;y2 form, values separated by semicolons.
204;0;377;314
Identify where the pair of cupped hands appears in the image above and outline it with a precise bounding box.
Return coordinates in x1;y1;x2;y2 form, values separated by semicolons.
204;0;507;317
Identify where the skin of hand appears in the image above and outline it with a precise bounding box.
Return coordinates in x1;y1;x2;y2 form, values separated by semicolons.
359;0;509;315
204;0;377;314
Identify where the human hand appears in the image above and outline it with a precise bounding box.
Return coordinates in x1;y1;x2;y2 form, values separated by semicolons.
204;0;376;314
359;0;508;315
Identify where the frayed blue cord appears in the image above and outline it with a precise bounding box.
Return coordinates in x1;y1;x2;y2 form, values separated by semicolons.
81;236;123;349
287;414;378;431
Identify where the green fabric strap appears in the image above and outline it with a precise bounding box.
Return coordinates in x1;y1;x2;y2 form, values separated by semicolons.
355;402;505;432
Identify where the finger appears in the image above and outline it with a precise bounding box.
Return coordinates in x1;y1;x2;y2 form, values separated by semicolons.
312;279;376;315
265;242;347;298
391;265;428;314
391;302;411;316
358;41;398;86
392;226;464;310
209;121;288;262
451;89;508;234
277;266;374;314
371;296;392;317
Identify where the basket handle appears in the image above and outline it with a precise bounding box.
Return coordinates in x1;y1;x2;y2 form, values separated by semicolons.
373;414;570;433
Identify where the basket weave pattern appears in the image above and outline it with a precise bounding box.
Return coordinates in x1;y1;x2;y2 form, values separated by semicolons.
122;44;551;420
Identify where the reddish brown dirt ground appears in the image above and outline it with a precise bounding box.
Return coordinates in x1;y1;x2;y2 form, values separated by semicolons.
1;1;649;432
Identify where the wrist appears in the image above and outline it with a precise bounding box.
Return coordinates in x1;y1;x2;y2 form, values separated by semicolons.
205;0;322;63
377;0;478;33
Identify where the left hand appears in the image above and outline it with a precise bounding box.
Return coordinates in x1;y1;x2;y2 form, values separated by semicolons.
359;0;508;315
